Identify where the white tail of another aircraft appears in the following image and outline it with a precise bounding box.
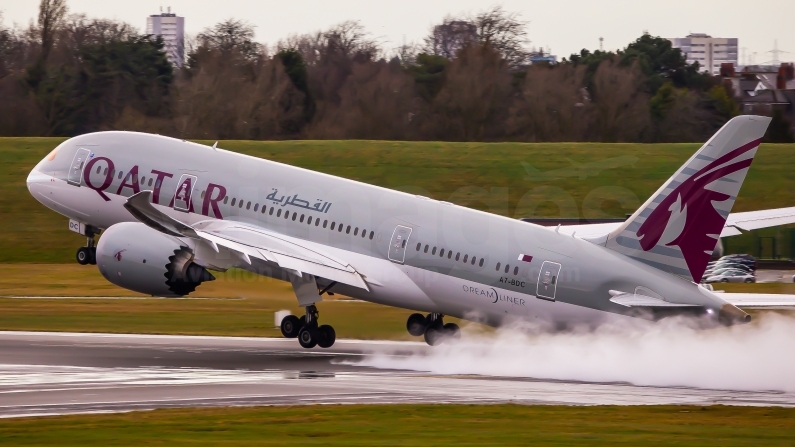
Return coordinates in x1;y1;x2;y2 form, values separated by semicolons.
603;115;771;282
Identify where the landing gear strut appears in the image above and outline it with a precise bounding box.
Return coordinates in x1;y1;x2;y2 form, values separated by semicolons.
407;313;460;346
76;234;97;265
281;305;336;349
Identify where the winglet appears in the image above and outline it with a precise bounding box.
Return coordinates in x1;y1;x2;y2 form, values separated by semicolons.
603;115;771;282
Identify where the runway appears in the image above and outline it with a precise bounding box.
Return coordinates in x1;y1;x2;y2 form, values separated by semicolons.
1;331;794;418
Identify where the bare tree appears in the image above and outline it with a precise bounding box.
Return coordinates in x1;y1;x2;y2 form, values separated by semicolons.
37;0;68;63
427;44;513;140
589;59;650;141
510;64;590;141
196;19;263;61
424;6;530;68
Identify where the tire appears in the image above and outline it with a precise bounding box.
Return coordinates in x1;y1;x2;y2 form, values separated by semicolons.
406;313;427;337
88;247;97;265
443;322;461;340
721;279;729;283
76;247;90;265
298;326;317;349
317;325;336;348
280;315;302;338
424;327;443;346
745;278;755;283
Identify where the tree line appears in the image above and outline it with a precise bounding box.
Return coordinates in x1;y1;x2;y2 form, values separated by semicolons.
1;0;788;142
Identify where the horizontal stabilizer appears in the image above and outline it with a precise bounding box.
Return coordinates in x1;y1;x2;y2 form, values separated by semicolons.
608;290;700;308
719;292;795;308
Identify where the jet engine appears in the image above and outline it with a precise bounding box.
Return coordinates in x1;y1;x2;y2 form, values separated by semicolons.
96;222;215;297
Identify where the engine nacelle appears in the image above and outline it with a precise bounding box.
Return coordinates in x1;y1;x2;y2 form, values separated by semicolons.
96;222;215;297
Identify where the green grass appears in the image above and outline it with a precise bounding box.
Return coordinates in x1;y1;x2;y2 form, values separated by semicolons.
1;404;794;446
4;137;795;263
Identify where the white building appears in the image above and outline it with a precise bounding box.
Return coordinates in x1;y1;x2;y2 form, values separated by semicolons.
668;33;738;75
146;8;184;67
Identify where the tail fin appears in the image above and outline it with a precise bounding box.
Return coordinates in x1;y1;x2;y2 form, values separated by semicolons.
604;115;771;282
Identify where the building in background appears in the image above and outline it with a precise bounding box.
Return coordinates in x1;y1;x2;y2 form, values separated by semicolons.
146;7;184;67
668;33;738;75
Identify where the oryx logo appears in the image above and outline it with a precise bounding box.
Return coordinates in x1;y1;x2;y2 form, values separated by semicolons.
636;138;760;281
113;249;127;261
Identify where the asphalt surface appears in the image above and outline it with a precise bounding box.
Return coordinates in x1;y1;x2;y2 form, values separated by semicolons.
1;331;795;418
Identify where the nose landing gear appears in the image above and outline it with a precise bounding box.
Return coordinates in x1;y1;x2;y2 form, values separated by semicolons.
280;305;336;349
76;235;97;265
406;313;460;346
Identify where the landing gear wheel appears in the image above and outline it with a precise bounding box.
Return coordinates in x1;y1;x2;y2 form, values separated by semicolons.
317;324;336;348
443;322;461;340
407;313;427;337
280;315;302;338
76;247;91;265
88;247;97;265
298;326;318;349
424;326;444;346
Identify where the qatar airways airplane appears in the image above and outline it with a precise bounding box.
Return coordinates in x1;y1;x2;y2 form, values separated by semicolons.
26;115;795;348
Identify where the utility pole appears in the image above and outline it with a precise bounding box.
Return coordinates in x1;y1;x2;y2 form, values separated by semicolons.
599;37;603;52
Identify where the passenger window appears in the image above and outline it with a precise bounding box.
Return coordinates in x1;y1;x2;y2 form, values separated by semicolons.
463;254;468;263
148;178;153;187
231;198;236;206
96;166;101;174
331;222;335;230
307;216;312;225
513;266;519;275
361;229;366;238
141;176;146;184
246;202;251;210
285;211;290;219
479;258;484;267
223;197;228;204
338;224;343;232
300;214;304;222
277;209;282;217
201;190;205;199
323;220;328;228
504;264;509;274
471;257;476;265
316;219;320;227
292;213;297;221
455;253;460;261
133;174;138;183
111;169;115;178
346;225;350;234
254;204;259;212
424;245;429;253
440;249;445;257
369;231;374;240
496;262;501;271
118;171;123;179
447;251;452;259
432;247;437;255
354;227;358;236
155;178;161;188
103;168;108;175
416;243;421;251
269;208;274;215
239;200;244;208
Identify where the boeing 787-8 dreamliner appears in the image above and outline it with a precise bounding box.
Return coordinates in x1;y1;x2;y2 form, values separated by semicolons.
27;115;795;348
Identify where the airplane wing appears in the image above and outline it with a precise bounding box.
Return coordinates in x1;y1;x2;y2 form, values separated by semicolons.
124;191;370;291
552;206;795;239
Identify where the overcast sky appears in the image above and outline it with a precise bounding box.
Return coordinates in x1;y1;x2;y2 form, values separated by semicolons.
1;0;793;64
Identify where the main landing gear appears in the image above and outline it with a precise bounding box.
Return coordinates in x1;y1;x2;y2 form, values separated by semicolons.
76;235;97;265
407;313;460;346
280;305;336;349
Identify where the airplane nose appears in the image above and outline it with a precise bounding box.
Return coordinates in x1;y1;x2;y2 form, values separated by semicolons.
26;168;51;194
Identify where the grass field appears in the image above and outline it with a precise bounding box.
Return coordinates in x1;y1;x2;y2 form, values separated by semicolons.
1;404;794;446
4;137;795;263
